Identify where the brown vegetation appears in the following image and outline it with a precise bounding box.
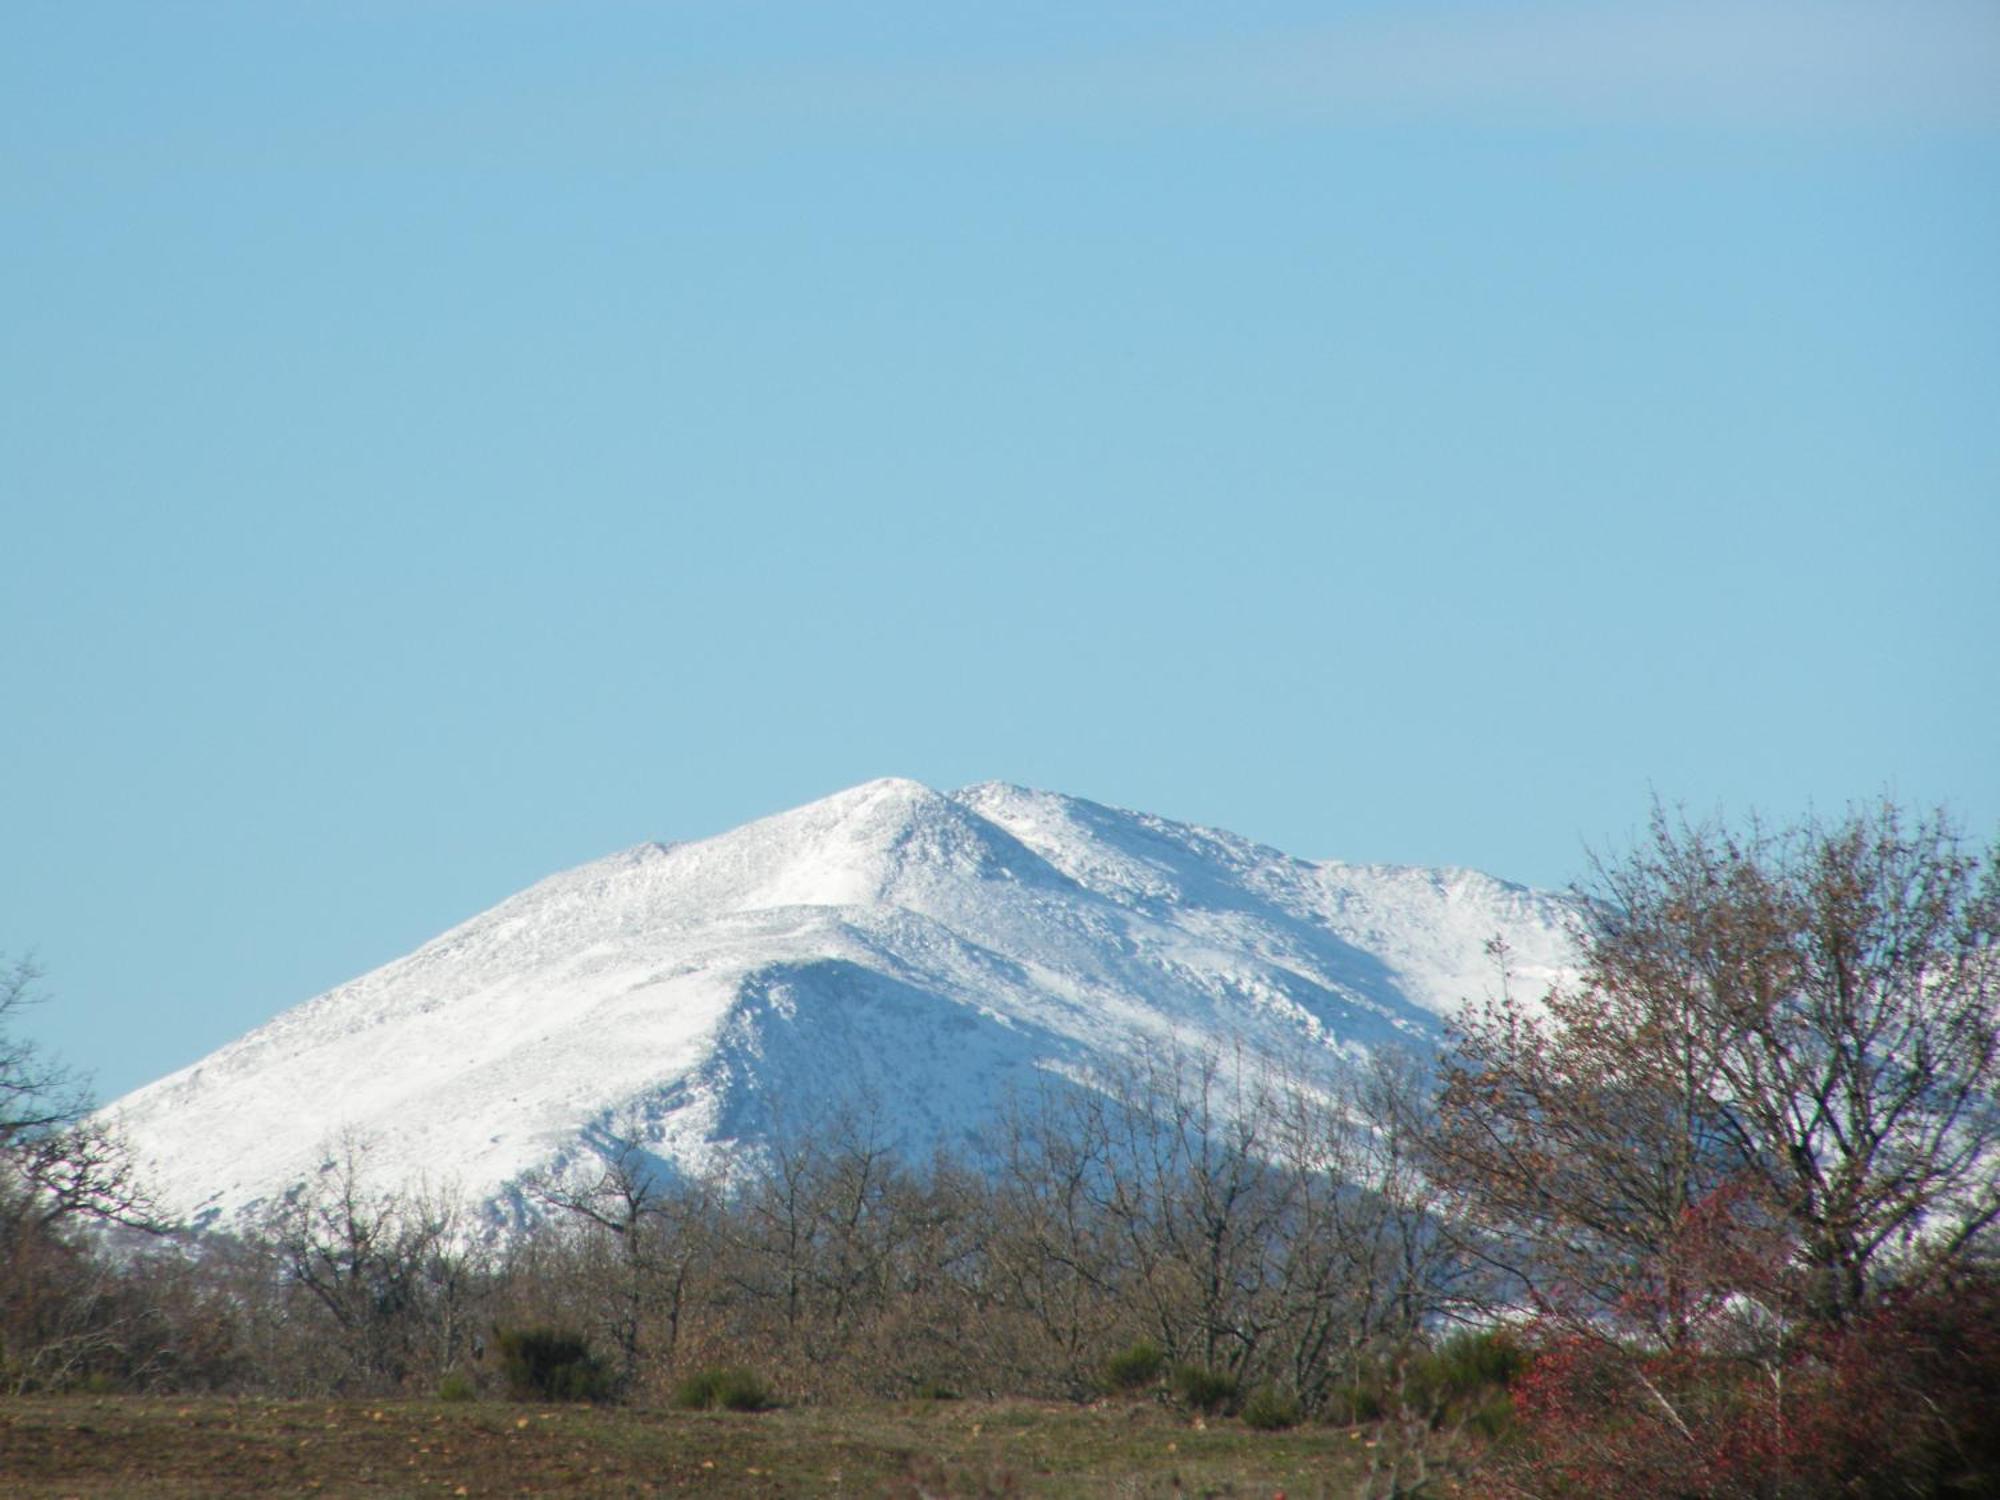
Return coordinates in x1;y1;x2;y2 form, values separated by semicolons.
1427;799;2000;1495
0;1392;1380;1497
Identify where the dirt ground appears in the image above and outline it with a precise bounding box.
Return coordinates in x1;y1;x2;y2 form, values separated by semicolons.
0;1395;1394;1498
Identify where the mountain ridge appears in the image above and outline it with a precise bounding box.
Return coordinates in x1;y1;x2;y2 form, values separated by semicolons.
105;779;1577;1235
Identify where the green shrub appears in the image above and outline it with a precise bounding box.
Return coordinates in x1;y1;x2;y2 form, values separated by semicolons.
1460;1388;1517;1440
493;1326;615;1403
1329;1332;1523;1433
436;1370;478;1402
1416;1329;1526;1402
674;1366;773;1412
911;1379;960;1401
1104;1341;1165;1392
1326;1381;1386;1425
1406;1329;1524;1434
1171;1364;1240;1415
1240;1385;1302;1430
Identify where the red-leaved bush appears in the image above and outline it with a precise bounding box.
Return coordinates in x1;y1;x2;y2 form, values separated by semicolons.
1495;1268;2000;1498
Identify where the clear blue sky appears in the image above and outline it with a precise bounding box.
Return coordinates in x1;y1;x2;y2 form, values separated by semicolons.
5;2;1997;1102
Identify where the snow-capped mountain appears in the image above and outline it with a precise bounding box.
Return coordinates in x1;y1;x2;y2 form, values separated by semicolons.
105;779;1577;1234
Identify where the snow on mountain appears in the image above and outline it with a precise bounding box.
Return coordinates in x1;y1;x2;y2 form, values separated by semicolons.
103;779;1578;1235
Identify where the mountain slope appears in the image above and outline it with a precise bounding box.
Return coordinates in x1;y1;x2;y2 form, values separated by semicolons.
105;779;1577;1234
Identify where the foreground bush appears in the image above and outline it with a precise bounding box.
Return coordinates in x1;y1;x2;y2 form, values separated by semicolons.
1415;1329;1524;1396
1407;1330;1523;1437
674;1365;773;1411
1319;1333;1522;1435
1240;1385;1302;1430
1499;1271;2000;1498
494;1327;614;1403
1172;1364;1239;1415
1104;1341;1164;1393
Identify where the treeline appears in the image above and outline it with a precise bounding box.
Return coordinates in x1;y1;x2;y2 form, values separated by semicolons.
3;1051;1463;1413
6;798;2000;1498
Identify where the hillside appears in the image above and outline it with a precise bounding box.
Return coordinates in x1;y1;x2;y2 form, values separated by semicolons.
105;778;1576;1233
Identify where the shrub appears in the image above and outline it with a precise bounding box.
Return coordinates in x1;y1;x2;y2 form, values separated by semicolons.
1240;1385;1302;1430
1171;1364;1239;1415
1326;1333;1523;1432
1104;1341;1165;1393
1325;1380;1385;1425
1499;1272;2000;1498
1407;1329;1525;1430
674;1365;773;1412
493;1326;615;1403
1458;1388;1517;1441
1418;1329;1526;1399
436;1370;478;1402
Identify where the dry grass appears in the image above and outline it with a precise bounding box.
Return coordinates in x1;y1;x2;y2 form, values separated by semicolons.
0;1394;1385;1497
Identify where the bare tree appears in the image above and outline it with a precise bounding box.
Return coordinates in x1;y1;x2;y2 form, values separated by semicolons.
266;1134;482;1392
1090;1045;1295;1383
1427;800;2000;1336
0;954;170;1392
1268;1049;1474;1408
524;1122;716;1384
0;954;159;1234
983;1081;1127;1396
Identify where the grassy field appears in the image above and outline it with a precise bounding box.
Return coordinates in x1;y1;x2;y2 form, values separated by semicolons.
0;1395;1405;1498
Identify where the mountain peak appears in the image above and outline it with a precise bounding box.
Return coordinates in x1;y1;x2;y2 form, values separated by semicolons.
104;782;1578;1236
831;774;939;802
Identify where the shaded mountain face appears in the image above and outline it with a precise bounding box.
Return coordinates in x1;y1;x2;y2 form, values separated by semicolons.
104;779;1577;1234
